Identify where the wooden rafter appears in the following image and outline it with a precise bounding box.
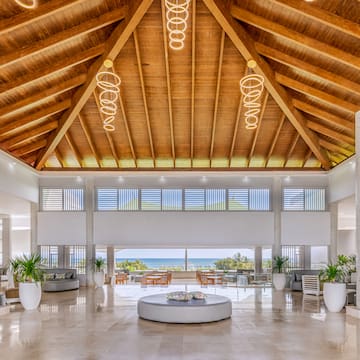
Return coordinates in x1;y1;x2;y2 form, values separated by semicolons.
0;45;104;95
302;149;313;167
93;90;120;166
78;114;101;167
54;149;64;168
133;29;155;164
12;139;48;157
0;99;71;140
203;0;330;170
265;114;286;167
0;0;89;36
269;0;360;39
190;0;196;165
255;43;360;97
248;92;269;165
319;139;354;157
160;0;175;164
0;75;85;118
307;121;354;146
64;133;82;167
0;8;127;70
35;0;154;170
284;133;300;166
2;121;58;150
276;73;358;114
292;99;353;133
230;5;360;72
209;30;225;162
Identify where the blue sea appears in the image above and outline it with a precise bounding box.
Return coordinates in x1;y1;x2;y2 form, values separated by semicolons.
115;258;219;270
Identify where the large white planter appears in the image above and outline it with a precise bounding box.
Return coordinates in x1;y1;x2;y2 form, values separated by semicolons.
94;271;105;288
19;282;42;310
273;273;286;290
323;282;347;312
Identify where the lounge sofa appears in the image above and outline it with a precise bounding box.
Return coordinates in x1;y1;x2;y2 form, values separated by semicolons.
290;270;320;291
43;268;80;292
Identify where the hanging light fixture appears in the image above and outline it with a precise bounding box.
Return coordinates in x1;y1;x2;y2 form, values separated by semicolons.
96;59;121;132
239;60;265;130
14;0;38;9
165;0;191;51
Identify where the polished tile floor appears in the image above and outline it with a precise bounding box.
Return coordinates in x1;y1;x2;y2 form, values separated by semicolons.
0;283;359;360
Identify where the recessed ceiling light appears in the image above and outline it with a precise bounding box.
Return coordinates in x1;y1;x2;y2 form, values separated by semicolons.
159;176;166;184
118;176;125;183
200;176;208;183
76;176;83;183
242;176;249;183
284;176;291;183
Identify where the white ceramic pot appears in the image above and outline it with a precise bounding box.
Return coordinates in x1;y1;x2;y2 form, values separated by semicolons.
19;282;42;310
273;273;286;290
323;282;347;312
94;271;105;288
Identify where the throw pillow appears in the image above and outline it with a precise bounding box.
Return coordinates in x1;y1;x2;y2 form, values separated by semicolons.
189;291;207;300
295;274;303;282
44;273;55;281
55;273;66;280
167;291;192;301
65;272;73;279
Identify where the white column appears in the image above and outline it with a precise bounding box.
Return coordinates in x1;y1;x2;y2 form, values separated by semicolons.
30;202;38;254
107;246;114;276
1;215;11;265
255;246;262;275
329;202;338;262
272;177;282;259
85;178;95;286
355;111;360;308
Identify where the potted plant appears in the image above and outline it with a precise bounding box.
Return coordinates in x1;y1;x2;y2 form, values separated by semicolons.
93;257;106;288
272;256;288;291
320;263;347;312
10;253;44;310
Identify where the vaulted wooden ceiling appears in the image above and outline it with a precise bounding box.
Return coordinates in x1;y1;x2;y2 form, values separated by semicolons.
0;0;359;171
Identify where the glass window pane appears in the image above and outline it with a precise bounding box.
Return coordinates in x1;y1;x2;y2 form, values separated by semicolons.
42;188;63;211
141;189;161;210
249;189;270;210
206;189;226;210
64;189;84;211
228;189;248;210
162;189;182;210
119;189;138;210
305;189;325;211
283;188;304;211
184;189;205;210
97;188;118;210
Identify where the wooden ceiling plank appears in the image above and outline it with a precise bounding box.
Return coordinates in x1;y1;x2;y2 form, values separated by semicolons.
0;44;104;95
302;149;313;167
0;99;71;139
307;121;355;145
35;0;154;170
78;114;101;167
248;92;269;163
256;43;360;97
54;149;64;168
293;99;353;133
0;7;127;70
64;133;82;167
0;0;89;36
203;0;330;170
93;90;120;166
319;139;354;157
2;121;58;150
265;114;286;167
209;30;225;162
118;94;137;166
12;139;47;157
133;29;155;164
190;0;196;166
160;0;175;164
0;74;85;118
284;133;300;166
230;5;360;72
276;73;358;114
269;0;360;39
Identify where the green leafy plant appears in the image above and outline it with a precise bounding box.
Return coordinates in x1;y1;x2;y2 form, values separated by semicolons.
320;263;346;283
272;256;289;273
94;257;106;272
337;254;356;274
10;253;45;283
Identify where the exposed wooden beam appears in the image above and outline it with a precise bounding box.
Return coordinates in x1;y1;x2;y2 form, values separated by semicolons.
292;99;353;133
255;42;360;97
203;0;330;170
319;139;354;157
210;30;225;161
276;73;358;114
269;0;360;39
0;8;126;70
0;75;85;118
78;114;101;167
230;5;360;72
0;99;71;140
284;133;300;166
54;149;64;168
2;121;58;150
265;114;286;167
248;92;269;164
0;45;104;95
12;139;48;157
0;0;89;36
64;133;82;167
35;0;154;170
307;121;355;145
302;149;313;167
133;29;155;165
190;0;197;166
161;0;175;164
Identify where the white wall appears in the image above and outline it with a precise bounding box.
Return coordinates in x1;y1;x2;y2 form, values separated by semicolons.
281;212;331;245
93;212;275;247
337;230;356;256
37;212;87;245
328;159;355;203
11;229;31;257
